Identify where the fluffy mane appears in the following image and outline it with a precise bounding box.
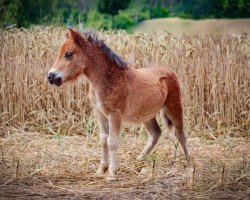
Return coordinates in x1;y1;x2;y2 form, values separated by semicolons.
82;31;128;69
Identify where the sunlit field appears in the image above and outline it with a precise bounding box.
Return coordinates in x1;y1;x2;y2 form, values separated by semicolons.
0;27;249;199
132;17;250;35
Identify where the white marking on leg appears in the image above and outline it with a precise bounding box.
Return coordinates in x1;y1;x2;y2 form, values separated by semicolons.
107;113;121;179
108;133;119;176
100;133;109;164
96;112;109;175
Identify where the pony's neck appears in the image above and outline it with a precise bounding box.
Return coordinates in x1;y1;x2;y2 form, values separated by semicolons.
83;48;126;91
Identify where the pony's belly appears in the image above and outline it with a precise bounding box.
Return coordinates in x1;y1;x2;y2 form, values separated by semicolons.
123;97;165;125
123;110;159;125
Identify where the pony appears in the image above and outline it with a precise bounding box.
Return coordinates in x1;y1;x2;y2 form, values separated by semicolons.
48;29;189;180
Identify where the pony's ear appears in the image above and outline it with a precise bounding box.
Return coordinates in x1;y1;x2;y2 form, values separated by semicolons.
65;28;73;39
66;28;88;45
65;29;70;39
65;28;79;41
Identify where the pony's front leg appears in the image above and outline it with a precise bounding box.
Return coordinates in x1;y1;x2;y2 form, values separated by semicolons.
96;112;109;175
107;112;122;181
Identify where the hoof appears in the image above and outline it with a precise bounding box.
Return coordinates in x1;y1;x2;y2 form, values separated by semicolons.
106;175;118;182
139;167;150;175
137;154;145;161
96;163;108;175
185;154;190;162
95;171;105;177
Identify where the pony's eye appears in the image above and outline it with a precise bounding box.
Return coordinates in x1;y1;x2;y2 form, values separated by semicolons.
65;51;73;59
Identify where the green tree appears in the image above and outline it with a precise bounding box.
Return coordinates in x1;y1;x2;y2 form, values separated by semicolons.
0;0;23;27
1;0;250;29
166;0;250;19
97;0;131;16
0;0;53;27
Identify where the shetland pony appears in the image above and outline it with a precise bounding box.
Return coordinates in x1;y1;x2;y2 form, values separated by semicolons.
48;29;189;180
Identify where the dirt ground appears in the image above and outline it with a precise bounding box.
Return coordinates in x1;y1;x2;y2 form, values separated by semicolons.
0;130;249;199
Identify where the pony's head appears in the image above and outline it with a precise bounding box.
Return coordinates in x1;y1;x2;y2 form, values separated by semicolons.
47;28;88;86
48;28;128;86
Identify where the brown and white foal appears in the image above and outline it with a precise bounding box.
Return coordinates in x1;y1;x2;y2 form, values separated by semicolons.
48;29;189;180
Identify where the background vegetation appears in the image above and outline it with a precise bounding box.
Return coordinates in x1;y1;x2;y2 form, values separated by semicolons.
0;1;249;199
1;0;250;29
0;28;249;199
1;28;248;135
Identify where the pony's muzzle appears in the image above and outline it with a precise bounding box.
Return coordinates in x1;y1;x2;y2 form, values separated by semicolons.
47;72;62;86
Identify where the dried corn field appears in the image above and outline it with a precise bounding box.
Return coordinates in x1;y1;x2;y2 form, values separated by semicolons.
0;27;249;199
0;27;249;135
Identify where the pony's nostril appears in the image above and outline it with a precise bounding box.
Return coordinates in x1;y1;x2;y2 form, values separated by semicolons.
47;72;62;86
54;77;62;86
47;73;55;83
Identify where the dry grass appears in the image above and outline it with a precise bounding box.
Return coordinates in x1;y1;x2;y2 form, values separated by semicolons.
0;27;249;199
0;131;250;199
0;27;249;136
0;131;249;199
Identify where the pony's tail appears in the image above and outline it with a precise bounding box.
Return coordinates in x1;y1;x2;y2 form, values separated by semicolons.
160;110;173;131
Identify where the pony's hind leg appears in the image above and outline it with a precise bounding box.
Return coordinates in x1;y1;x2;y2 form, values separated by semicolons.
137;117;162;160
160;110;173;131
163;95;189;160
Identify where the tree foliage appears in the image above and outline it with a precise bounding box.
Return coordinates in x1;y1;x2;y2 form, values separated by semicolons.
0;0;53;27
170;0;250;19
98;0;131;16
0;0;249;29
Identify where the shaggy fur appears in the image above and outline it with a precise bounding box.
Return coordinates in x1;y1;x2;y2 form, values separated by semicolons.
83;31;128;69
48;28;189;180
